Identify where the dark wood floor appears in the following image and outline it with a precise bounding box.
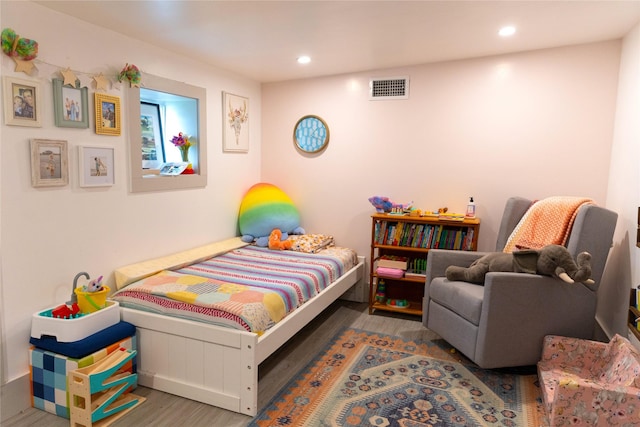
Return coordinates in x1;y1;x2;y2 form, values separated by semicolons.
5;301;435;427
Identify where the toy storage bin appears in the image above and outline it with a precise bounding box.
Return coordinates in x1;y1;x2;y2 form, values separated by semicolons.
31;300;119;343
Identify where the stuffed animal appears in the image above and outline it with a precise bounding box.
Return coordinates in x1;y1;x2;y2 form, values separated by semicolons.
85;275;104;292
368;196;413;213
445;244;593;285
238;183;305;247
268;229;292;250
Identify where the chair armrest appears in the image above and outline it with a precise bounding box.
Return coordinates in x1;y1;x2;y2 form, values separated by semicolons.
539;335;608;369
474;272;598;367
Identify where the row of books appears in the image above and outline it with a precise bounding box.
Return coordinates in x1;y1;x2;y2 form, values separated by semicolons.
374;220;475;250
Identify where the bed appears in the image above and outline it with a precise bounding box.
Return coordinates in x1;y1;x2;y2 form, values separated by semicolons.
111;236;365;416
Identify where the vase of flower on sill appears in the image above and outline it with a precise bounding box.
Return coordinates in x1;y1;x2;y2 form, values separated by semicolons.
171;132;195;174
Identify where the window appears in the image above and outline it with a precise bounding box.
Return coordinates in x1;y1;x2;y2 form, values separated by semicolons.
127;74;207;192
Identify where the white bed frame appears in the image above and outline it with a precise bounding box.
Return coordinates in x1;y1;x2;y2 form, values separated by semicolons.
120;256;365;416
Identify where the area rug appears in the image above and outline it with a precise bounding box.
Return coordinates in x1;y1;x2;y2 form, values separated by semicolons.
250;328;546;426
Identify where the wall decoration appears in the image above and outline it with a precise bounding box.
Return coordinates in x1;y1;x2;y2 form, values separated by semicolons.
293;115;330;153
30;139;68;187
3;76;42;127
1;27;38;75
223;92;249;152
140;102;165;169
118;63;141;88
94;93;121;136
52;78;89;128
79;146;115;187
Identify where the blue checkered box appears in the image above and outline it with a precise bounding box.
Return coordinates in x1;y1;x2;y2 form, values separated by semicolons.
29;335;136;418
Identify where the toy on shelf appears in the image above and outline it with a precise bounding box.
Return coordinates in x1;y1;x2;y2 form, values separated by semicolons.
386;299;409;308
375;279;386;303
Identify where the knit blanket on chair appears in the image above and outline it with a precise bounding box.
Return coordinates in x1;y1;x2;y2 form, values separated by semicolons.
503;196;594;253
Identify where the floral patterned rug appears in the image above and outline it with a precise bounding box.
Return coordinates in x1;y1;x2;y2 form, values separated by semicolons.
250;328;547;426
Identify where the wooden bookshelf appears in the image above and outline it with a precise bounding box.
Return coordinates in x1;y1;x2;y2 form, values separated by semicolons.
368;213;480;316
629;288;640;342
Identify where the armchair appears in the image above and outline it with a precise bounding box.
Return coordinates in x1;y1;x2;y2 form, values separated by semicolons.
422;197;617;369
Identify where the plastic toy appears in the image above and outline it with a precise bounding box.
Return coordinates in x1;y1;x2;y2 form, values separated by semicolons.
51;303;80;319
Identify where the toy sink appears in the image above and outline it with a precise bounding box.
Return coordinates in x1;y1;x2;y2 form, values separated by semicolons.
31;300;120;343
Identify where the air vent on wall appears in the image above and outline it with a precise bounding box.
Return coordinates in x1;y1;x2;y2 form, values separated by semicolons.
369;77;409;100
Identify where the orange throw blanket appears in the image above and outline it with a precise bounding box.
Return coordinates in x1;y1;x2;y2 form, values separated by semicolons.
503;196;594;253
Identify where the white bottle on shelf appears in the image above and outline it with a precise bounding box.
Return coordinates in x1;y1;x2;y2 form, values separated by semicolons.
465;197;476;218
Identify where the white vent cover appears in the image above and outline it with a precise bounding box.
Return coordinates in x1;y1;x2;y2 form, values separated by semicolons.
369;77;409;100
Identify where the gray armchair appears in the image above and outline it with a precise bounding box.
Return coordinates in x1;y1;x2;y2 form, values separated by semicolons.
422;197;617;369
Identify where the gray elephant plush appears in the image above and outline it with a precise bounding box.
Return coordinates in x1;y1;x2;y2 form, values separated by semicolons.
445;244;593;285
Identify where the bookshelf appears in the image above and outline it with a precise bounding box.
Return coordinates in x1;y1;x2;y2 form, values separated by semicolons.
369;213;480;316
629;288;640;342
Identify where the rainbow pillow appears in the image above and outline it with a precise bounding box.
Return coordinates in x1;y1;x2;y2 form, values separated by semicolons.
238;183;304;246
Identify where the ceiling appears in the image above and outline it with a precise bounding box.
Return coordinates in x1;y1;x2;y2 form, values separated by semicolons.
35;1;640;83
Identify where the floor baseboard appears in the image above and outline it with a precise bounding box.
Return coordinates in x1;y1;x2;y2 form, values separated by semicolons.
1;372;31;422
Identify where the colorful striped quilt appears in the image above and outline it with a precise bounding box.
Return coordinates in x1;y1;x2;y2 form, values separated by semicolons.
111;246;358;334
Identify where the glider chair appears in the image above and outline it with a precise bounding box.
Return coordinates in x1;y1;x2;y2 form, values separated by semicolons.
422;196;617;369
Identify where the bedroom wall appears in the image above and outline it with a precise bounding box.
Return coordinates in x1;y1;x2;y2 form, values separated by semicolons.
0;2;261;417
261;40;621;270
600;22;640;340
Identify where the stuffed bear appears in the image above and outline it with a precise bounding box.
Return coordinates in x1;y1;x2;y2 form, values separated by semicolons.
445;244;593;285
238;183;305;247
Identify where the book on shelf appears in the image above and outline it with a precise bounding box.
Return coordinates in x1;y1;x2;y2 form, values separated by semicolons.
404;270;426;279
377;255;409;270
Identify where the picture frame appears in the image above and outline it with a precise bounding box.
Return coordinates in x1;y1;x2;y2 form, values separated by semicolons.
95;93;121;136
140;102;165;169
79;146;115;187
3;76;42;127
52;78;89;128
223;91;249;152
30;139;68;187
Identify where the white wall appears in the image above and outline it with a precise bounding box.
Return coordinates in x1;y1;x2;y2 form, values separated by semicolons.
0;0;261;408
262;41;621;264
600;22;640;338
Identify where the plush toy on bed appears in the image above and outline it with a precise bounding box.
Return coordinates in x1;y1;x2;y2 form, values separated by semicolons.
238;183;305;247
268;229;292;250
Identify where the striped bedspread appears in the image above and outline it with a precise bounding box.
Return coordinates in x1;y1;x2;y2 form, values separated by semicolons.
111;246;358;333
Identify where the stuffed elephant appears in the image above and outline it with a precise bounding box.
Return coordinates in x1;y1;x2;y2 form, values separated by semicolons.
445;244;593;285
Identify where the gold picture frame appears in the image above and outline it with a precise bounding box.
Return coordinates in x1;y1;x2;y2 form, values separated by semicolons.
95;93;121;136
30;139;69;187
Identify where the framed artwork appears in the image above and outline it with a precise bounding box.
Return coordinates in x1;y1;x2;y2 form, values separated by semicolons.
52;78;89;128
140;102;165;169
79;146;115;187
223;91;249;152
95;93;121;136
30;139;68;187
3;76;42;127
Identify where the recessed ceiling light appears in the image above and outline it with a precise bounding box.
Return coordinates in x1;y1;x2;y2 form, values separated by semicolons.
499;26;516;37
297;56;311;64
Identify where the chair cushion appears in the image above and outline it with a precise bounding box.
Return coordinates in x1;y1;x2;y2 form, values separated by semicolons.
429;278;484;326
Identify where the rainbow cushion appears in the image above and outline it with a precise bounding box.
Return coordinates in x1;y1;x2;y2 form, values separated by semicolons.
238;183;301;241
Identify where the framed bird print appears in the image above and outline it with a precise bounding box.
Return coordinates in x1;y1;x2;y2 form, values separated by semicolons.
223;92;249;152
